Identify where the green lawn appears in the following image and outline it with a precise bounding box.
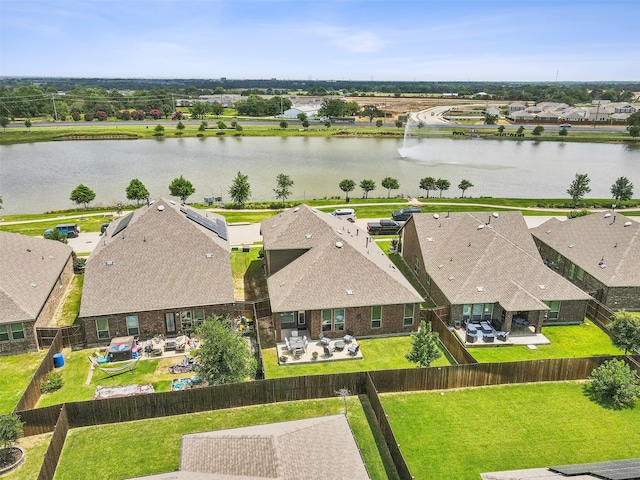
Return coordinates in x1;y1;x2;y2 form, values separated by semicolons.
382;382;640;479
0;350;47;413
263;336;451;379
54;397;393;480
0;214;114;235
36;348;183;407
231;248;268;301
55;274;83;327
469;320;623;362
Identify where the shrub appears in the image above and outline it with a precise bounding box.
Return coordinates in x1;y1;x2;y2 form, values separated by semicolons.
40;371;64;393
568;209;591;219
587;359;640;409
0;413;24;464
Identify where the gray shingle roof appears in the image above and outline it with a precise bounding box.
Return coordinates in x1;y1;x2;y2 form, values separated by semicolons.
179;415;370;480
79;199;233;318
261;205;423;312
0;231;72;323
531;213;640;288
408;212;590;309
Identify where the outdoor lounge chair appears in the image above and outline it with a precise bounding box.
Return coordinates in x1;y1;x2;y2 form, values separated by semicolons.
347;344;360;356
323;345;335;357
88;356;140;378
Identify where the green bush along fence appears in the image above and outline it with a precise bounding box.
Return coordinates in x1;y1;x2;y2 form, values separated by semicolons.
13;330;63;413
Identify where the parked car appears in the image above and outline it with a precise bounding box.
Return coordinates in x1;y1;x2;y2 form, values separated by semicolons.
367;219;403;235
330;208;356;222
559;123;572;128
392;207;421;221
44;223;80;238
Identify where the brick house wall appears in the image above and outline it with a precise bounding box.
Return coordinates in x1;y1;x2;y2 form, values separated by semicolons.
83;303;235;346
272;303;419;341
0;320;37;355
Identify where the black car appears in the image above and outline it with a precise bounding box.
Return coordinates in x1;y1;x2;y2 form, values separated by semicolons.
391;207;421;221
367;219;403;235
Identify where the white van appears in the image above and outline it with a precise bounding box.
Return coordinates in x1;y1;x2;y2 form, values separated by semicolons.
330;208;356;222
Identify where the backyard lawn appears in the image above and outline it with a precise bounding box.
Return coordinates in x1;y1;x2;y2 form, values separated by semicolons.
263;336;451;379
36;348;187;407
231;248;268;301
54;397;396;480
382;382;640;479
3;433;52;480
469;320;623;362
0;350;46;413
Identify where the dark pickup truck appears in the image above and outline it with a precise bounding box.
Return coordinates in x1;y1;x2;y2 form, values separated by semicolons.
392;206;421;221
367;219;403;235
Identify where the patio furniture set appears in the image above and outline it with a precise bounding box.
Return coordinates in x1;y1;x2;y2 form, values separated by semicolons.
321;334;359;357
284;331;309;358
464;321;509;344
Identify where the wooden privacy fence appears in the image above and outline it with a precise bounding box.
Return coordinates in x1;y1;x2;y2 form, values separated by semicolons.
586;298;616;331
427;312;478;365
13;330;63;413
36;324;86;350
37;405;69;480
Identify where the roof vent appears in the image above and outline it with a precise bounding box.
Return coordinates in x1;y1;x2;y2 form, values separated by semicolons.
599;263;607;269
438;264;444;269
476;286;485;292
204;253;213;259
624;221;632;227
568;244;574;248
157;205;165;211
492;212;499;218
169;200;176;205
293;207;300;212
346;289;354;295
546;230;551;234
149;200;155;205
477;224;484;230
30;282;37;288
538;284;546;290
26;249;31;253
305;234;312;239
448;276;454;281
335;242;343;248
604;213;611;218
337;230;343;235
433;214;439;219
106;260;115;266
426;237;434;242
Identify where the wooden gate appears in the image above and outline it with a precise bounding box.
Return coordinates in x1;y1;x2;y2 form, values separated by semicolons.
36;324;86;350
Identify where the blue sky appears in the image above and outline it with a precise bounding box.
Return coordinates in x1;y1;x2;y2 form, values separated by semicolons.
1;0;638;81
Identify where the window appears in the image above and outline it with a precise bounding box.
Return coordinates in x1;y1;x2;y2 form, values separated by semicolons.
425;272;431;285
0;325;9;342
165;313;176;334
462;304;471;321
472;304;483;321
556;252;562;263
568;263;575;279
403;304;415;327
544;301;561;321
577;268;585;281
414;256;420;273
126;315;139;336
371;305;382;329
334;308;345;332
9;323;25;341
280;312;295;325
194;309;205;328
322;309;333;332
181;310;193;333
96;318;110;340
297;311;306;326
483;303;494;320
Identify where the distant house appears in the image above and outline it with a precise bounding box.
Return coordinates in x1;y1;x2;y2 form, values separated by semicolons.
401;212;591;333
508;102;526;114
531;213;640;310
79;199;234;345
0;232;74;354
510;110;535;121
281;104;320;119
260;205;423;341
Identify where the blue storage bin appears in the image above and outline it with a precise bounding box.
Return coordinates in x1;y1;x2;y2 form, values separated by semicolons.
53;353;65;368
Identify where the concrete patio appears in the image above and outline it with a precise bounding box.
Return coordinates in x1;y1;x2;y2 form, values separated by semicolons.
454;327;551;347
276;336;364;365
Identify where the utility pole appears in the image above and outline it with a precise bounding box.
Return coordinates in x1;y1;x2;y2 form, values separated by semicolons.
51;94;58;121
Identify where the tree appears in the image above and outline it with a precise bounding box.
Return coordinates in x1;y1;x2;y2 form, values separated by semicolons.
359;179;376;199
279;120;288;129
406;321;441;367
516;126;525;135
154;124;165;136
381;176;399;198
190;101;209;119
324;120;331;129
339;179;355;202
168;175;195;203
176;121;185;135
229;171;251;206
0;116;9;131
587;359;640;409
419;176;437;198
610;311;640;354
302;119;309;128
626;111;640;126
611;176;634;201
484;113;498;125
362;105;383;122
458;179;474;198
43;229;68;244
567;173;591;206
273;173;294;205
435;178;450;198
375;119;383;128
194;316;256;385
126;178;149;206
0;413;24;464
532;125;544;136
559;127;568;136
497;125;505;134
395;120;404;129
198;121;208;133
318;98;347;117
211;102;224;116
629;125;640;137
70;183;95;209
297;112;307;122
417;121;425;129
24;118;32;132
